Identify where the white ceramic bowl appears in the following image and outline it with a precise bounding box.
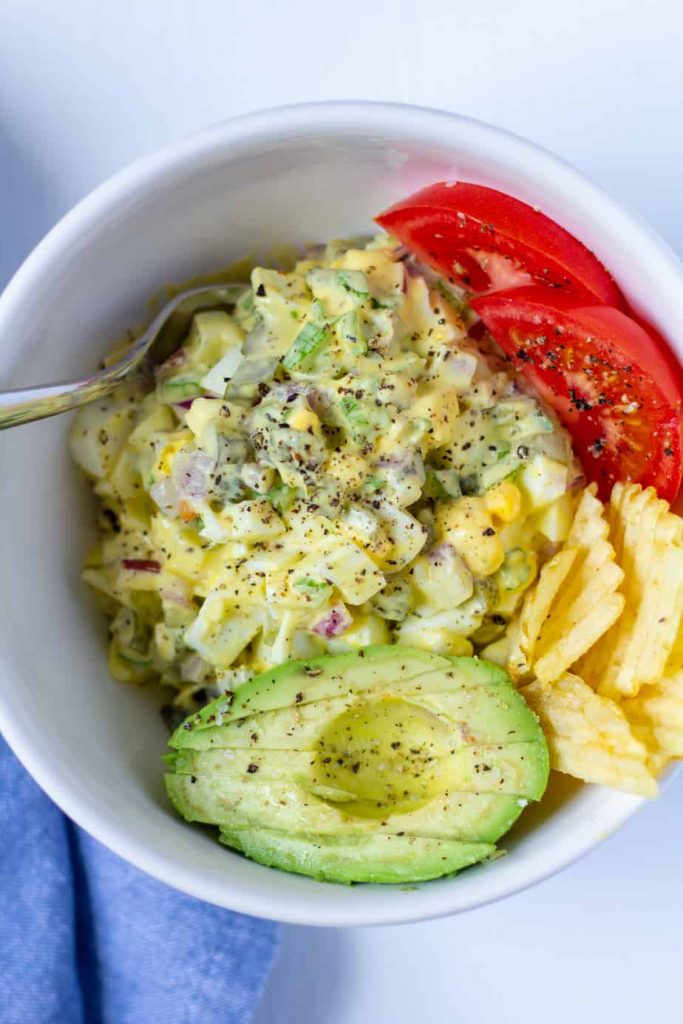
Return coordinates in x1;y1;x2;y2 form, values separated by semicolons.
1;102;681;927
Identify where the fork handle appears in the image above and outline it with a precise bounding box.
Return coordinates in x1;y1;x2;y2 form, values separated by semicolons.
0;373;128;429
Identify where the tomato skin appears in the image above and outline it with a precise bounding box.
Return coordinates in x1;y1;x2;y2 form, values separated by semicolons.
471;287;683;502
376;182;624;307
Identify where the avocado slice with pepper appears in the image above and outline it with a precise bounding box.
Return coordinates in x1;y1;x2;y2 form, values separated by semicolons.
166;646;548;884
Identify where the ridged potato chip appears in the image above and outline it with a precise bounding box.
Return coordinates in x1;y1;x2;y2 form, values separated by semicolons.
623;669;683;771
508;486;624;684
507;547;576;680
522;673;657;797
580;483;683;700
665;617;683;674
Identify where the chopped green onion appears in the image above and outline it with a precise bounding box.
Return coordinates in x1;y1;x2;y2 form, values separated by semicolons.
293;577;331;598
336;270;370;298
362;475;384;493
339;395;369;429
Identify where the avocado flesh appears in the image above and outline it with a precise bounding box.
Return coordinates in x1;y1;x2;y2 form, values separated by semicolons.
173;684;541;753
166;647;548;883
169;646;504;744
171;740;547;801
172;646;442;737
166;774;529;843
218;830;496;885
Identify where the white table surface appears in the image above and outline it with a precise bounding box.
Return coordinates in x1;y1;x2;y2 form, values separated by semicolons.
2;2;682;1021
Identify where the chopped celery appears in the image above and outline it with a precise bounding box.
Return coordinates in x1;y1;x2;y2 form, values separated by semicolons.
292;577;332;603
282;322;330;370
156;377;201;403
424;468;462;501
337;310;368;356
265;483;301;514
339;395;370;433
436;280;469;318
362;475;384;493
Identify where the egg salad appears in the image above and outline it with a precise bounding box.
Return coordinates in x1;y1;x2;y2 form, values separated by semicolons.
70;235;580;720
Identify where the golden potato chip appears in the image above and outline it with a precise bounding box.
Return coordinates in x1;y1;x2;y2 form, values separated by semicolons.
632;727;683;776
569;482;627;686
634;525;683;687
581;485;682;693
522;673;657;797
507;548;576;680
665;616;683;674
566;482;614;550
580;483;683;699
550;738;658;796
509;486;624;684
623;669;683;771
625;668;683;724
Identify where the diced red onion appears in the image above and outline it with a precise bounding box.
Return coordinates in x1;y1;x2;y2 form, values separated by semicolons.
312;603;352;639
172;450;215;501
172;395;220;412
121;558;161;573
404;259;423;278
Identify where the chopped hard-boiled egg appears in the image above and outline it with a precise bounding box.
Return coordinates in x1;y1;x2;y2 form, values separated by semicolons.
71;233;578;705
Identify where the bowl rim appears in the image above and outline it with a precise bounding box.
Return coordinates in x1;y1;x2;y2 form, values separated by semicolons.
0;100;681;927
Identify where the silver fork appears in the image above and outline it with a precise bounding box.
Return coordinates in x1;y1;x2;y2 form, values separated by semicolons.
0;283;245;429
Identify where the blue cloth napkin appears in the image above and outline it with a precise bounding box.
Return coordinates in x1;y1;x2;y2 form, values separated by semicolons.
0;736;280;1024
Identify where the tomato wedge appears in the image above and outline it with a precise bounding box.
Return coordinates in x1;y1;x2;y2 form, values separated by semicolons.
471;287;683;501
376;182;624;306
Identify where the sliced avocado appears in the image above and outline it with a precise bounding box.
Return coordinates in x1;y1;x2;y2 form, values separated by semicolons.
418;687;545;745
166;647;548;880
172;697;362;751
218;830;495;884
170;646;451;744
175;671;532;754
166;646;548;882
166;772;524;843
172;742;547;801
